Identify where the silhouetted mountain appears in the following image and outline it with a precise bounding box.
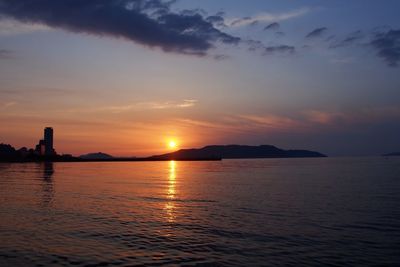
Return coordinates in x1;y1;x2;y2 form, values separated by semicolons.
79;152;114;160
383;152;400;157
149;145;326;160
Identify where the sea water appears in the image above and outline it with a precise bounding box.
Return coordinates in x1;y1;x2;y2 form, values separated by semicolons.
1;158;400;266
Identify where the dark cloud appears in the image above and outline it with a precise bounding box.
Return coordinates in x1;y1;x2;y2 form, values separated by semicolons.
230;16;252;27
249;20;259;27
245;40;295;55
324;35;336;42
306;27;327;38
341;30;364;44
213;54;230;61
0;49;13;59
179;8;207;17
370;29;400;67
206;15;226;27
264;45;295;55
264;22;280;31
325;27;400;67
330;30;364;48
0;0;240;56
371;25;391;35
245;40;265;51
205;12;227;28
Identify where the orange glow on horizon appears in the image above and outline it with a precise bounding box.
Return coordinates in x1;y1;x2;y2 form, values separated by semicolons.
0;118;212;157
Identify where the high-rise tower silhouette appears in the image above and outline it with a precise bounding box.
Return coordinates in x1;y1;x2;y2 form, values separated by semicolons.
44;127;54;156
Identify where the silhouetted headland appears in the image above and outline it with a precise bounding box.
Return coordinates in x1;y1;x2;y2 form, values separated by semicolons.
149;145;327;160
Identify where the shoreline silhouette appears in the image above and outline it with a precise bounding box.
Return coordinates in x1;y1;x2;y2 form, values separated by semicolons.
1;143;327;163
0;127;327;162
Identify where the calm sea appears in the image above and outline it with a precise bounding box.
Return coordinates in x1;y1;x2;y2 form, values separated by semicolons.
1;158;400;266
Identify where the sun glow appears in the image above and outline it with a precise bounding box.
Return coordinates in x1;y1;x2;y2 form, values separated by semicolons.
168;140;177;150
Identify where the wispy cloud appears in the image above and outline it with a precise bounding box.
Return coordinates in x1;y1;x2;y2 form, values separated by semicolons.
306;27;328;39
176;118;225;129
303;107;400;125
302;110;344;124
246;40;296;55
1;101;17;109
226;8;310;28
0;87;74;95
175;99;197;108
330;57;354;65
179;107;400;137
330;30;365;48
213;54;230;61
176;113;307;135
68;99;198;114
237;114;302;130
0;48;13;59
264;45;295;55
100;99;197;113
0;18;49;35
264;22;280;31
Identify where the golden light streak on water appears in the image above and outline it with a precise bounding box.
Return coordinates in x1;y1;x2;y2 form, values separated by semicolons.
165;160;177;222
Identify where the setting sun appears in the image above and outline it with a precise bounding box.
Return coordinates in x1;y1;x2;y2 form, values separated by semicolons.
168;140;177;149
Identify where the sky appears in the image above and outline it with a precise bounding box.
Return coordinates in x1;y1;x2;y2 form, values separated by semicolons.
0;0;399;157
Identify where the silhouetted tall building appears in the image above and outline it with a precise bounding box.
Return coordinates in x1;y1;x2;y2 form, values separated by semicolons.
44;127;54;156
35;140;45;155
35;127;55;156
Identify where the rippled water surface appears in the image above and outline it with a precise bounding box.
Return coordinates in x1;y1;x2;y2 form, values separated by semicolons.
1;158;400;266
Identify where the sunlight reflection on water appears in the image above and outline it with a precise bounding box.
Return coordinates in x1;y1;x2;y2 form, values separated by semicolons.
165;160;176;223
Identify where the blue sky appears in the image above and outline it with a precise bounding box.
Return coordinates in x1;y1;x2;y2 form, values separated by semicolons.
0;0;399;156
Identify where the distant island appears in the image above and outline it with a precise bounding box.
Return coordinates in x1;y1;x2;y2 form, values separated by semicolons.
79;152;114;160
383;152;400;157
149;145;326;160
